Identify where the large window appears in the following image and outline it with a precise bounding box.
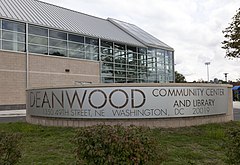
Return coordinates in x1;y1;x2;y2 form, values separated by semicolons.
27;25;99;60
137;48;147;82
68;34;85;59
85;37;99;60
1;19;25;52
165;51;174;82
49;30;67;57
28;25;48;54
100;41;150;83
147;48;157;82
100;40;114;82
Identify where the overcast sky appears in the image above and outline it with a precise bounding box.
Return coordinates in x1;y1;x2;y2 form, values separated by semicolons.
41;0;240;82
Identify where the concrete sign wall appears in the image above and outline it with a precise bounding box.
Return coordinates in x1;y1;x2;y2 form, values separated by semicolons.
27;86;229;119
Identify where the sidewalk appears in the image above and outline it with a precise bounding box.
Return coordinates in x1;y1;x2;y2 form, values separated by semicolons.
0;109;26;117
233;101;240;109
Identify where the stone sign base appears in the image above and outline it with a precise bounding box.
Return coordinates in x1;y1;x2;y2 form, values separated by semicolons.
26;83;233;128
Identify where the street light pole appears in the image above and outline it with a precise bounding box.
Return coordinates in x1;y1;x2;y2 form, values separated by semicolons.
224;73;228;82
205;62;210;82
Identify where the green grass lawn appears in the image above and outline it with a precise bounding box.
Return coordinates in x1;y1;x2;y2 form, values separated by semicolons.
1;121;240;165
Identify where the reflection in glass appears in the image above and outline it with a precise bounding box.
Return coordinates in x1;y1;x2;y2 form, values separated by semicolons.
69;42;85;51
49;30;67;40
101;40;113;48
115;70;126;78
101;47;112;54
2;40;25;52
102;77;114;83
2;30;25;42
29;25;48;36
28;35;48;45
49;47;66;56
101;55;113;62
69;34;84;43
114;43;125;50
86;53;98;60
115;78;126;83
127;46;137;52
85;37;98;45
69;50;85;59
102;70;114;77
49;38;67;48
29;44;48;54
85;45;98;53
2;20;25;33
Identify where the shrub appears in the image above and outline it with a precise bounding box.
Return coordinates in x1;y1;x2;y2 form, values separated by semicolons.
0;132;22;165
73;125;164;165
223;126;240;164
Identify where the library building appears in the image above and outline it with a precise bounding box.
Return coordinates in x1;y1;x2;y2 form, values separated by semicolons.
0;0;174;110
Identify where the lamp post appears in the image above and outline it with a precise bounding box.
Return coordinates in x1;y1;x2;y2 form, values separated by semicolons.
205;62;210;82
224;73;228;82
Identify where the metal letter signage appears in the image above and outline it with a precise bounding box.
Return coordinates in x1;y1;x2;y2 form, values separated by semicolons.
27;86;229;119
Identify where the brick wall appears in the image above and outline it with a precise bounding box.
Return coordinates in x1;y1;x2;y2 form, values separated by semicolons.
0;51;100;108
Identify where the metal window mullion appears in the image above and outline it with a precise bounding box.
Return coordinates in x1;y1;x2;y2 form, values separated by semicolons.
67;32;69;57
164;50;167;83
84;36;86;59
47;29;49;55
125;44;127;83
172;51;175;82
136;48;139;81
98;38;102;83
113;42;115;83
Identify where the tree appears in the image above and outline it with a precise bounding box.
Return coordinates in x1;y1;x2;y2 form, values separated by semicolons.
175;71;186;83
222;8;240;58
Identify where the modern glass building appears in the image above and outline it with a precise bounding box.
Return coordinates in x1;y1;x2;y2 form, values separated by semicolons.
0;0;174;109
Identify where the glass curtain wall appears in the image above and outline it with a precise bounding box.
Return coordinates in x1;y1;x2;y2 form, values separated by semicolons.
0;19;99;60
49;30;67;56
28;27;99;59
1;19;25;52
28;25;48;54
137;48;148;82
165;51;174;82
100;43;174;83
101;42;149;83
0;19;174;83
156;49;165;82
101;40;114;83
68;34;85;59
146;48;174;83
85;37;99;60
114;43;126;83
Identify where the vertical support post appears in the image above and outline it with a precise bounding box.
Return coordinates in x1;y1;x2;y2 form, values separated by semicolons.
205;62;210;82
26;23;29;89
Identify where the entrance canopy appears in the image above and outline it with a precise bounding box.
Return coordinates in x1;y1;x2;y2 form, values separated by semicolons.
232;86;240;90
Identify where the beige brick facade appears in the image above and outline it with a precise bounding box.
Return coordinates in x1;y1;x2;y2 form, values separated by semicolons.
0;51;100;107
